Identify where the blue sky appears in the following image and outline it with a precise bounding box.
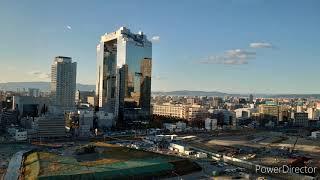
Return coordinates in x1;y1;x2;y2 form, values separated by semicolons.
0;0;319;93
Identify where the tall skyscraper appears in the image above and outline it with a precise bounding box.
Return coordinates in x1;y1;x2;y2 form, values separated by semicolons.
96;27;152;127
51;56;77;111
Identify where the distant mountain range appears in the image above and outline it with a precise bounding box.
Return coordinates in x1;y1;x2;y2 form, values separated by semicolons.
0;82;95;92
152;90;230;97
0;82;319;99
152;90;320;99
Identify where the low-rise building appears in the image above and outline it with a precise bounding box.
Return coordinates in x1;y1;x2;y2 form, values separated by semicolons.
205;118;218;130
96;111;114;129
186;104;208;121
293;112;308;127
78;110;94;129
7;127;27;141
14;129;27;141
12;96;49;118
153;103;187;118
87;96;95;107
310;131;320;139
176;121;186;131
234;108;258;118
169;143;188;153
163;123;176;132
75;90;95;104
37;114;66;138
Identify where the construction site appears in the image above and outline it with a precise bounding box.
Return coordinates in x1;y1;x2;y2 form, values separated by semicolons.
182;129;320;179
17;142;201;179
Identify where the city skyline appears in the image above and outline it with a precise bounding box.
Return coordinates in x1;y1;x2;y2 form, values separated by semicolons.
1;0;320;94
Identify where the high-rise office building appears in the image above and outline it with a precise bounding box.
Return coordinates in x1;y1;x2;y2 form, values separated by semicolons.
96;27;152;127
51;56;77;111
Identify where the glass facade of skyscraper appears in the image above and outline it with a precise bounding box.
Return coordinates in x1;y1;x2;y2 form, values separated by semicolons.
96;27;152;127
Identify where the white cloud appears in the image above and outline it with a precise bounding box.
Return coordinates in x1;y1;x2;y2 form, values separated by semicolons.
66;25;72;30
198;49;256;65
28;71;50;80
151;36;160;42
250;42;272;48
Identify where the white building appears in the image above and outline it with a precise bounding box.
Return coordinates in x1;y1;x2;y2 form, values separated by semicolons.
307;107;320;120
196;152;207;158
234;108;258;118
14;129;27;141
169;143;188;153
153;103;187;118
296;106;304;113
51;56;77;111
311;131;320;138
205;118;218;130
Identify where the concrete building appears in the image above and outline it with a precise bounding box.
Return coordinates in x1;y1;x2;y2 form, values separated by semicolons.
96;27;152;127
152;103;187;118
210;109;235;126
7;127;27;141
87;96;95;107
169;143;188;153
75;90;95;104
163;123;176;132
12;96;49;118
37;114;66;138
163;121;186;132
14;129;27;141
186;104;208;121
234;108;258;118
293;112;308;127
205;118;218;130
296;105;304;113
96;111;114;129
259;103;279;122
307;107;320;120
78;110;94;129
28;88;40;97
310;131;320;139
51;56;77;111
186;98;194;105
212;97;223;108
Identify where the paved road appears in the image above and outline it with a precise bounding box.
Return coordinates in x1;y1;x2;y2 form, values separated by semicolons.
4;150;29;180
